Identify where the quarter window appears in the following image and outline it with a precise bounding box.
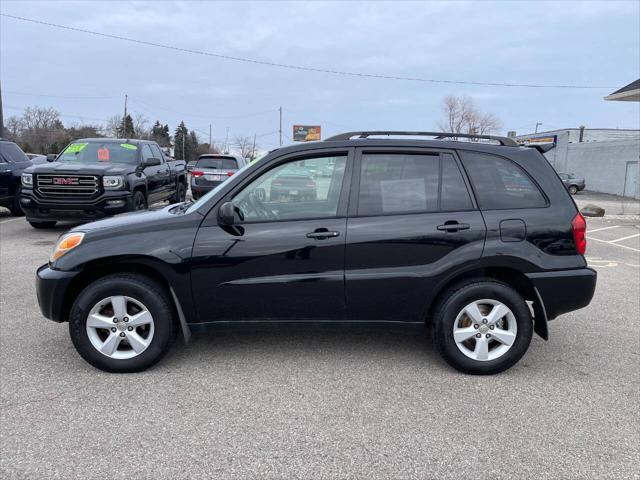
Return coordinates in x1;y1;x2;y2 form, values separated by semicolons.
232;154;347;222
459;151;546;209
441;154;473;210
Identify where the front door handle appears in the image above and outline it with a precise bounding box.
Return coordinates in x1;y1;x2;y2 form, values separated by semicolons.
306;229;340;240
437;221;470;232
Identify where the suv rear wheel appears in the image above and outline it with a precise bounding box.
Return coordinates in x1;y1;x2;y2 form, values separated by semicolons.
68;274;177;372
568;185;578;195
432;279;533;375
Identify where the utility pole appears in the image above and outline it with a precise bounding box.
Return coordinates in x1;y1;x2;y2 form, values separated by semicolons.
251;133;256;161
209;124;212;152
182;129;185;161
278;106;282;146
0;80;4;138
119;94;128;139
224;126;229;153
535;122;542;134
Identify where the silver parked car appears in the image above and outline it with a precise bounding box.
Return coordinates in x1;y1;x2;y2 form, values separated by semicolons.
190;154;247;199
559;173;586;195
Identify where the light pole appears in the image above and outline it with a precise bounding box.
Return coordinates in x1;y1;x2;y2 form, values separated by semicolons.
535;122;542;134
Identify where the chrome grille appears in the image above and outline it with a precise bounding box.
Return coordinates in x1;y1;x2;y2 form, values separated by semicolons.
36;174;99;198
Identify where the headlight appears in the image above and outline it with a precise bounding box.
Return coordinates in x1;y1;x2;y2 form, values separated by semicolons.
22;173;33;186
103;175;124;190
50;232;85;263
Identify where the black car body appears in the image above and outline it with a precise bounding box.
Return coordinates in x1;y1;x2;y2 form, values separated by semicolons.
20;138;187;228
0;139;32;216
559;173;586;194
190;154;246;199
36;131;596;374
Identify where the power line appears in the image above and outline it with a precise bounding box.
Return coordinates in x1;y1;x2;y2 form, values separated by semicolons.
0;13;616;90
4;90;118;100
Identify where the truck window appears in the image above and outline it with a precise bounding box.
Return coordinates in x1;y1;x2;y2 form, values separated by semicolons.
150;144;165;162
0;143;30;163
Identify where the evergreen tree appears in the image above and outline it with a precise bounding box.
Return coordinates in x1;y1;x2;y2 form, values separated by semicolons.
188;130;199;161
173;121;189;160
118;114;135;139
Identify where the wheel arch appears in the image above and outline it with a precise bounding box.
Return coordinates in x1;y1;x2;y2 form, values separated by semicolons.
425;266;548;339
61;258;191;342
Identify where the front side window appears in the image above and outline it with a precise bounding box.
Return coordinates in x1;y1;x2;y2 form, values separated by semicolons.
232;154;347;222
459;151;546;209
150;144;165;162
0;142;29;164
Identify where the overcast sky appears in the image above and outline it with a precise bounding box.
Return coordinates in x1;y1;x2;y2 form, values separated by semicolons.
1;0;639;148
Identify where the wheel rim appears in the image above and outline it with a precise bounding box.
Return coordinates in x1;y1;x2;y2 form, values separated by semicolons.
452;299;517;362
86;296;155;360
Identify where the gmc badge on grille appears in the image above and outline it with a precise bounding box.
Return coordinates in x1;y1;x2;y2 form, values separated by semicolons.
53;177;79;185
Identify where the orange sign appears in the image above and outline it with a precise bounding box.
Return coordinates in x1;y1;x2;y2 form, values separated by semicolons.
97;148;110;161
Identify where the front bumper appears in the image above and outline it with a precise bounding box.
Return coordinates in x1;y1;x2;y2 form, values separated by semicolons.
36;264;79;322
526;267;597;320
20;189;132;221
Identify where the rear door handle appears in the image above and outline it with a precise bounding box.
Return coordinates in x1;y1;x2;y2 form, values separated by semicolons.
306;230;340;240
437;222;470;232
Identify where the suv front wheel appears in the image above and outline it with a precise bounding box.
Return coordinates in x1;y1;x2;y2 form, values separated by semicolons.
432;279;533;375
68;274;177;372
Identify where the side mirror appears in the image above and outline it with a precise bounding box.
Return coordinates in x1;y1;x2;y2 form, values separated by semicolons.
219;202;235;225
142;157;161;168
46;154;57;162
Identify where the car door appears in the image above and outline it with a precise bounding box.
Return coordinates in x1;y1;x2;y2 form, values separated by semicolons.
345;148;486;322
150;143;172;196
191;148;353;322
140;144;165;203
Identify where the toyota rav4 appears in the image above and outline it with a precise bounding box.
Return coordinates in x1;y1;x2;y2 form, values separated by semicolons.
36;131;596;374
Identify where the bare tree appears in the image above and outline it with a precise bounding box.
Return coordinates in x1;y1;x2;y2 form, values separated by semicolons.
104;115;122;137
234;135;255;159
133;113;149;139
437;94;501;139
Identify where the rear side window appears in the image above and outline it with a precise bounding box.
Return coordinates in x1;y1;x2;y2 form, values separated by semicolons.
197;157;238;170
459;151;547;209
441;154;473;211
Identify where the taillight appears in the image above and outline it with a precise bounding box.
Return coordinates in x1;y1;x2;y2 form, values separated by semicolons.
226;171;234;177
192;170;204;178
571;213;587;255
306;180;316;188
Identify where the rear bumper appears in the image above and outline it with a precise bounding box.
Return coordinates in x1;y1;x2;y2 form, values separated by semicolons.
190;181;224;198
20;189;132;221
36;264;78;322
526;267;597;320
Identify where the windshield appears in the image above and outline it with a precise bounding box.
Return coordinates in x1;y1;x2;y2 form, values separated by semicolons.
185;160;254;213
57;142;140;164
196;157;239;170
0;142;30;163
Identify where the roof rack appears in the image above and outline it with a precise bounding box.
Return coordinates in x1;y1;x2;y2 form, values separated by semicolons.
324;131;519;147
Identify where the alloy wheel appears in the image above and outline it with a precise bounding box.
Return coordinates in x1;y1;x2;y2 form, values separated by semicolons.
86;296;155;360
452;299;517;362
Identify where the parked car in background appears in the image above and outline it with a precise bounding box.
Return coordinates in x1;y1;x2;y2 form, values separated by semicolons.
20;138;187;228
29;154;48;165
190;154;246;199
35;131;596;374
559;173;585;195
0;138;32;216
269;165;317;201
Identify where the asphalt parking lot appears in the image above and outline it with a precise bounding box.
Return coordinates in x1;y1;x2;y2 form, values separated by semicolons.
0;208;638;479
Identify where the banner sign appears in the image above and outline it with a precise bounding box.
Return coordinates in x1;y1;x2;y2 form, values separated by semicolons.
293;125;321;142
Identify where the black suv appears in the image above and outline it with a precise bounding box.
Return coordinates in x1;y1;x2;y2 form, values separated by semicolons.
36;131;596;374
0;139;32;216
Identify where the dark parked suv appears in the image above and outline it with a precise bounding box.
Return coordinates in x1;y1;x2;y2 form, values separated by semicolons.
36;131;596;374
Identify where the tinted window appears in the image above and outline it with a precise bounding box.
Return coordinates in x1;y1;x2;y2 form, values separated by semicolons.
150;144;165;162
197;157;239;170
58;142;140;164
142;144;155;162
232;154;347;222
441;154;473;210
358;153;439;215
0;142;29;163
459;151;546;209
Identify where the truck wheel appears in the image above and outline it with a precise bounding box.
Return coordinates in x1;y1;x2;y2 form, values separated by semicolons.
131;191;147;211
28;220;57;229
9;187;25;216
172;182;186;203
68;274;177;373
568;185;578;195
431;279;533;375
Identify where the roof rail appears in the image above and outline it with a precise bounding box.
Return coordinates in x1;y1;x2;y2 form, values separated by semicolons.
324;131;519;147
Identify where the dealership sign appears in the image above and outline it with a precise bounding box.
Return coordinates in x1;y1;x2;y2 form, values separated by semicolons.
516;134;557;146
293;125;321;142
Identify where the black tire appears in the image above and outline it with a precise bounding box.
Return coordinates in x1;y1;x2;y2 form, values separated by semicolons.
568;185;578;195
68;274;177;373
28;220;57;229
431;279;533;375
172;181;186;203
131;190;147;211
9;187;25;216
